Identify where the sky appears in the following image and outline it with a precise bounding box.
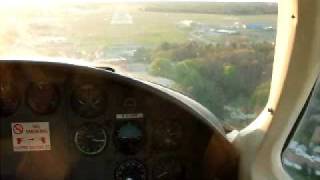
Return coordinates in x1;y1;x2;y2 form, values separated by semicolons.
0;0;277;8
0;0;277;5
67;0;278;2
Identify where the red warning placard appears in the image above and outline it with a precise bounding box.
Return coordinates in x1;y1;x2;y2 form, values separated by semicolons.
11;122;51;152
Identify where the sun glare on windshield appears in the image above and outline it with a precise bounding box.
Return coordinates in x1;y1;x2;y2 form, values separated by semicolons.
0;0;277;129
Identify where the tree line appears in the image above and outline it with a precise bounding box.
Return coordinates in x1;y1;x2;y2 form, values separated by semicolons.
144;2;277;15
133;40;274;127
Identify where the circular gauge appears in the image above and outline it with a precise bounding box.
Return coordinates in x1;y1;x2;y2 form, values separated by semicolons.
153;120;183;150
0;82;20;117
114;122;144;155
152;158;184;180
115;159;147;180
74;123;108;155
26;82;60;115
71;84;107;118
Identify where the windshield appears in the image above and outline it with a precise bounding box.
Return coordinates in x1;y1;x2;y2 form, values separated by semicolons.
0;0;277;129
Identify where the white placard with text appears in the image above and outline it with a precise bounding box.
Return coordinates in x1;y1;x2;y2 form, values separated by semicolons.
11;122;51;152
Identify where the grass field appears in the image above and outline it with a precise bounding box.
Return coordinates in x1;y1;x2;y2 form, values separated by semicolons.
62;6;277;46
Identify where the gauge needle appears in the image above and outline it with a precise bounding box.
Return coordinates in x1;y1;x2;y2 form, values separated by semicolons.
157;171;169;178
92;139;106;142
78;100;86;105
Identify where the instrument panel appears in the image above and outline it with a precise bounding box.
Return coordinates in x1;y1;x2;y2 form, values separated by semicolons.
0;61;238;180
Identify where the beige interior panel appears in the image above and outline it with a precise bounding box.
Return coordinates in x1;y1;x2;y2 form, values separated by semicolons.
231;0;320;179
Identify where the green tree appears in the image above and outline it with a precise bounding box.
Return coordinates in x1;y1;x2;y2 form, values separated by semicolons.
149;58;175;78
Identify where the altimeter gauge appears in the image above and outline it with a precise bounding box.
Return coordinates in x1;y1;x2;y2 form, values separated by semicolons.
74;123;108;155
71;84;107;118
0;82;20;117
26;82;60;114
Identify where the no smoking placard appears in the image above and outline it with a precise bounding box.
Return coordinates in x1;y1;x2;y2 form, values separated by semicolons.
11;122;51;152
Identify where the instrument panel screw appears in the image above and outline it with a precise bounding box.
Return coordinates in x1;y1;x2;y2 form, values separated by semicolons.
267;108;274;114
